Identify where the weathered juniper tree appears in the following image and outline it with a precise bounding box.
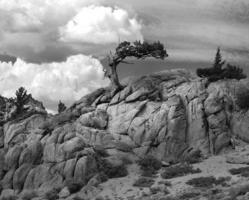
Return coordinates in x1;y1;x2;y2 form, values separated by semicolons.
104;41;168;90
58;100;67;113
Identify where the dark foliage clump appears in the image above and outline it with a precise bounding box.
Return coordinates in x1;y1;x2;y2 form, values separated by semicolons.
186;176;230;188
196;48;246;82
58;100;67;113
229;167;249;177
15;87;30;114
236;87;249;110
137;155;162;176
65;179;85;194
97;158;128;179
178;192;200;199
44;188;59;200
93;146;109;157
161;164;201;179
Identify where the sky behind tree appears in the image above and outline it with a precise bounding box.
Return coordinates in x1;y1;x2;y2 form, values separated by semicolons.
0;0;248;111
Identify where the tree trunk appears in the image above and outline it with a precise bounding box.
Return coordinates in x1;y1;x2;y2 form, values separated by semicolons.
109;64;122;90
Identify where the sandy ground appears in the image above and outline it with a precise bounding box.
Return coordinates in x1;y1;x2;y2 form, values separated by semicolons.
93;142;249;200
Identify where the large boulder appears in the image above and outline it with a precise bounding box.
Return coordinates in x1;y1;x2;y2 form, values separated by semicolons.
4;114;46;147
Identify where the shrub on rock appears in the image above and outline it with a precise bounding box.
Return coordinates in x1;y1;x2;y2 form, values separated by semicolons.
133;177;155;188
196;48;246;82
44;188;60;200
137;155;162;176
161;164;201;179
229;167;249;177
65;179;84;194
186;176;230;188
97;158;128;179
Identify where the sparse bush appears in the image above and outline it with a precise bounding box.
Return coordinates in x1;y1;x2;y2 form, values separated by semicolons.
72;196;84;200
44;188;59;200
161;164;201;179
196;48;246;82
65;179;84;194
197;65;246;82
229;166;249;177
186;176;230;188
178;192;200;199
137;155;162;176
236;87;249;110
98;172;109;183
98;158;128;178
133;177;155;188
94;146;109;157
104;163;128;178
229;183;249;199
22;190;38;200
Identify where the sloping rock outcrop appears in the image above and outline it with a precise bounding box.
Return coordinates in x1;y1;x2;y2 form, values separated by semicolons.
1;69;249;197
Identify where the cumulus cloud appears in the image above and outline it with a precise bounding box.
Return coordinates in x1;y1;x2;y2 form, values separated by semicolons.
0;0;143;62
59;5;143;44
0;54;109;111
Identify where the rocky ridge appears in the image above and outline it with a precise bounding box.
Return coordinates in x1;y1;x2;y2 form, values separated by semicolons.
1;69;249;199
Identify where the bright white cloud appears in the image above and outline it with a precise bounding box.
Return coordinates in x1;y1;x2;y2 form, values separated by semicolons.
0;0;143;63
59;5;143;44
0;54;109;111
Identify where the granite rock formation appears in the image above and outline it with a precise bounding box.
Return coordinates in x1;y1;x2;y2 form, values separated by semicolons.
0;69;249;198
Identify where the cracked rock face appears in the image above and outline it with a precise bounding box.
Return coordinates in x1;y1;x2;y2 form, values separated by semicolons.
0;69;249;196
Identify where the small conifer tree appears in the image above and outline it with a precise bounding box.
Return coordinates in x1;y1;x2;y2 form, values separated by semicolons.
58;100;67;113
15;87;30;114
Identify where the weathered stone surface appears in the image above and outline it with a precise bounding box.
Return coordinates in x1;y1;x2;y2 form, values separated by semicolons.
2;69;249;197
226;154;249;164
74;155;98;184
0;189;15;199
107;101;147;135
43;137;85;163
5;145;24;170
4;114;46;147
19;141;43;165
78;109;108;130
59;187;70;198
231;112;249;142
13;163;33;191
2;167;16;189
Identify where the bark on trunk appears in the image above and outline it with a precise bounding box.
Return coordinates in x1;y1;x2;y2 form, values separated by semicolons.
110;64;122;90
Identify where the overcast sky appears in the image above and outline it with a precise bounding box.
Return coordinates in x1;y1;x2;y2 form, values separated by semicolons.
0;0;248;112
